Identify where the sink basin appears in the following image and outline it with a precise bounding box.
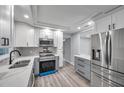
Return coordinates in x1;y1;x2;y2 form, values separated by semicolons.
9;60;30;69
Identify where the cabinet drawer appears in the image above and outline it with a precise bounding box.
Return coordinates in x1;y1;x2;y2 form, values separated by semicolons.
76;68;90;80
77;62;90;72
77;58;90;65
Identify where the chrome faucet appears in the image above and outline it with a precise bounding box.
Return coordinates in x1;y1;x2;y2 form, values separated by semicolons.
9;50;21;65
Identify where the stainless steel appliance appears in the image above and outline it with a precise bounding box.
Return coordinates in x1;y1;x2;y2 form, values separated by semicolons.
91;28;124;87
39;38;54;47
34;52;59;76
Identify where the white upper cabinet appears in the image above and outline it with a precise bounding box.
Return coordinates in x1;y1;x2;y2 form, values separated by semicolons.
26;29;35;47
53;31;63;49
57;31;63;49
39;29;53;39
112;9;124;30
95;15;111;33
53;31;58;47
0;6;12;47
95;8;124;33
34;28;40;47
14;22;35;47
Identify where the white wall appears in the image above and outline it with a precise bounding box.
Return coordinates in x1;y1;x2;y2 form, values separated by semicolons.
63;38;71;63
71;32;80;64
80;37;91;56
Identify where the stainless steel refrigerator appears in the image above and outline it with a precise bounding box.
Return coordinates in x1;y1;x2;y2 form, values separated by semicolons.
91;28;124;87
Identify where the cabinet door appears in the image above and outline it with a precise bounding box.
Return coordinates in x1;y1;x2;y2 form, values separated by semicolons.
57;50;63;67
40;30;46;38
57;31;63;49
27;29;34;47
15;22;35;47
46;30;53;39
95;15;111;33
0;6;11;47
15;25;28;47
34;28;40;47
53;31;58;47
112;9;124;30
40;29;53;39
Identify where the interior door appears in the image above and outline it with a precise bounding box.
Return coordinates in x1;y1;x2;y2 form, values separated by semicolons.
110;28;124;73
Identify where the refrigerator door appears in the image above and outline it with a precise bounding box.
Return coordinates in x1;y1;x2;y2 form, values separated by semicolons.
109;28;124;73
91;32;109;68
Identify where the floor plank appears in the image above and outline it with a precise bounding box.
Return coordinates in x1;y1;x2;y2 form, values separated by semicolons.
34;62;90;87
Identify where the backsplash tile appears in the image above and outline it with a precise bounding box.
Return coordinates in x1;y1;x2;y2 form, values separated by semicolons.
16;47;57;56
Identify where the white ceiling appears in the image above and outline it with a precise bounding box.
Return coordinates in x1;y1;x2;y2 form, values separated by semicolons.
14;5;118;33
37;5;117;27
14;5;33;25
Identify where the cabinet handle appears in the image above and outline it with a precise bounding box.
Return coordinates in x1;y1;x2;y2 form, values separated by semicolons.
108;25;111;30
78;59;85;62
6;38;9;46
113;24;115;29
78;69;85;75
1;37;6;46
78;64;85;68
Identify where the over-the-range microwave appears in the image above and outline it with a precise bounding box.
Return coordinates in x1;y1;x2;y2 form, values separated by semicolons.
39;38;54;47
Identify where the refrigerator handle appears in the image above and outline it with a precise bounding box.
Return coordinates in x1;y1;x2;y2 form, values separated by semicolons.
105;32;109;67
109;34;112;65
108;32;112;66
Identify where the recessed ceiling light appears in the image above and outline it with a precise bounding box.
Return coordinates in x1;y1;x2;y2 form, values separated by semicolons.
77;27;81;30
24;14;29;18
88;21;94;26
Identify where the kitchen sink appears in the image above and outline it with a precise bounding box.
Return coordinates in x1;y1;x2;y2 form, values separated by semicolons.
9;60;30;69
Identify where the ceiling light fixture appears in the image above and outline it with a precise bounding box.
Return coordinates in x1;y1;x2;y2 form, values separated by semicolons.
88;21;94;26
77;27;81;30
24;14;29;19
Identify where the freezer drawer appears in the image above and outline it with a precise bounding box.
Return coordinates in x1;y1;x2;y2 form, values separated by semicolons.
91;64;124;86
91;71;122;87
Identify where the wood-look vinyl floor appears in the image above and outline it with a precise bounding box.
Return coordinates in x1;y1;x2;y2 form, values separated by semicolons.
34;62;90;87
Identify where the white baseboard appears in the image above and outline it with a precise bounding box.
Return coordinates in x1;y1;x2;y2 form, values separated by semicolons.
64;59;74;66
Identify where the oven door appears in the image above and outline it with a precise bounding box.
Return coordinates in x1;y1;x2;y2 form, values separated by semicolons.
39;60;56;73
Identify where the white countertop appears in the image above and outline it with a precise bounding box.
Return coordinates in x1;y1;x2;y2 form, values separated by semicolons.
74;54;91;60
0;56;38;87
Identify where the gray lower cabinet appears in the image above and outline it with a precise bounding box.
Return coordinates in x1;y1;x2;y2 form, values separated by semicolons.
74;56;91;80
28;69;35;87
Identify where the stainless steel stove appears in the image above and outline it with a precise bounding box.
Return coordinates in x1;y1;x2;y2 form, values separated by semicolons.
34;51;59;76
39;52;55;61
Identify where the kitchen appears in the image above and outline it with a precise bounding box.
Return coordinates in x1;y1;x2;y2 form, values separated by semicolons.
0;5;124;87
